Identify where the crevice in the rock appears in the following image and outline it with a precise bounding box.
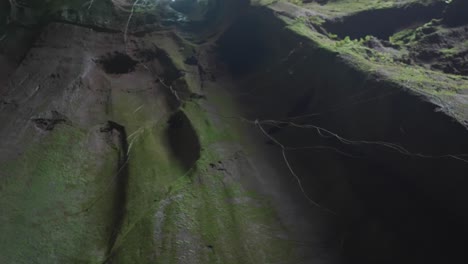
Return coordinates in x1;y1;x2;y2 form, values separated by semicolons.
166;111;201;171
216;7;468;264
96;52;139;74
31;110;69;131
51;19;122;33
100;121;130;256
323;2;447;39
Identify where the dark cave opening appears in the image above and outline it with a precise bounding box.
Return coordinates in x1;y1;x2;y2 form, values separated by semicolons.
166;111;201;171
100;121;130;256
217;7;468;264
96;51;138;74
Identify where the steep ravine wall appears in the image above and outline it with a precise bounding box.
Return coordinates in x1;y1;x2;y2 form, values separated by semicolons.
214;7;468;264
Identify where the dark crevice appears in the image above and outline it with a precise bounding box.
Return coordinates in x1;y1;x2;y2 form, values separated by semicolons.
96;52;139;74
323;2;447;39
184;55;198;65
166;111;201;171
197;63;207;88
100;121;129;257
31;110;69;131
50;19;122;33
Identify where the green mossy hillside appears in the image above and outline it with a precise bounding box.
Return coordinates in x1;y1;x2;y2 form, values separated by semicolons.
0;125;119;263
103;65;295;262
287;0;443;16
288;17;468;95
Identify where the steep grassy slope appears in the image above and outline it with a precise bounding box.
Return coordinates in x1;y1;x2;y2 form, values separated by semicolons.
0;125;119;263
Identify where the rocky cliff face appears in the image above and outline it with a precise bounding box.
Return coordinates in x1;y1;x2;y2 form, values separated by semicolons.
1;0;468;263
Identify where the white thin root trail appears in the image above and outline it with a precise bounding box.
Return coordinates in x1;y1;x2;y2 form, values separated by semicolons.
256;120;337;215
124;0;141;47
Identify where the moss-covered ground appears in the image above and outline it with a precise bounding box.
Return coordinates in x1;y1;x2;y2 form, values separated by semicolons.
0;125;118;263
93;50;297;262
286;15;468;96
286;0;441;17
0;24;301;259
264;0;468;95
